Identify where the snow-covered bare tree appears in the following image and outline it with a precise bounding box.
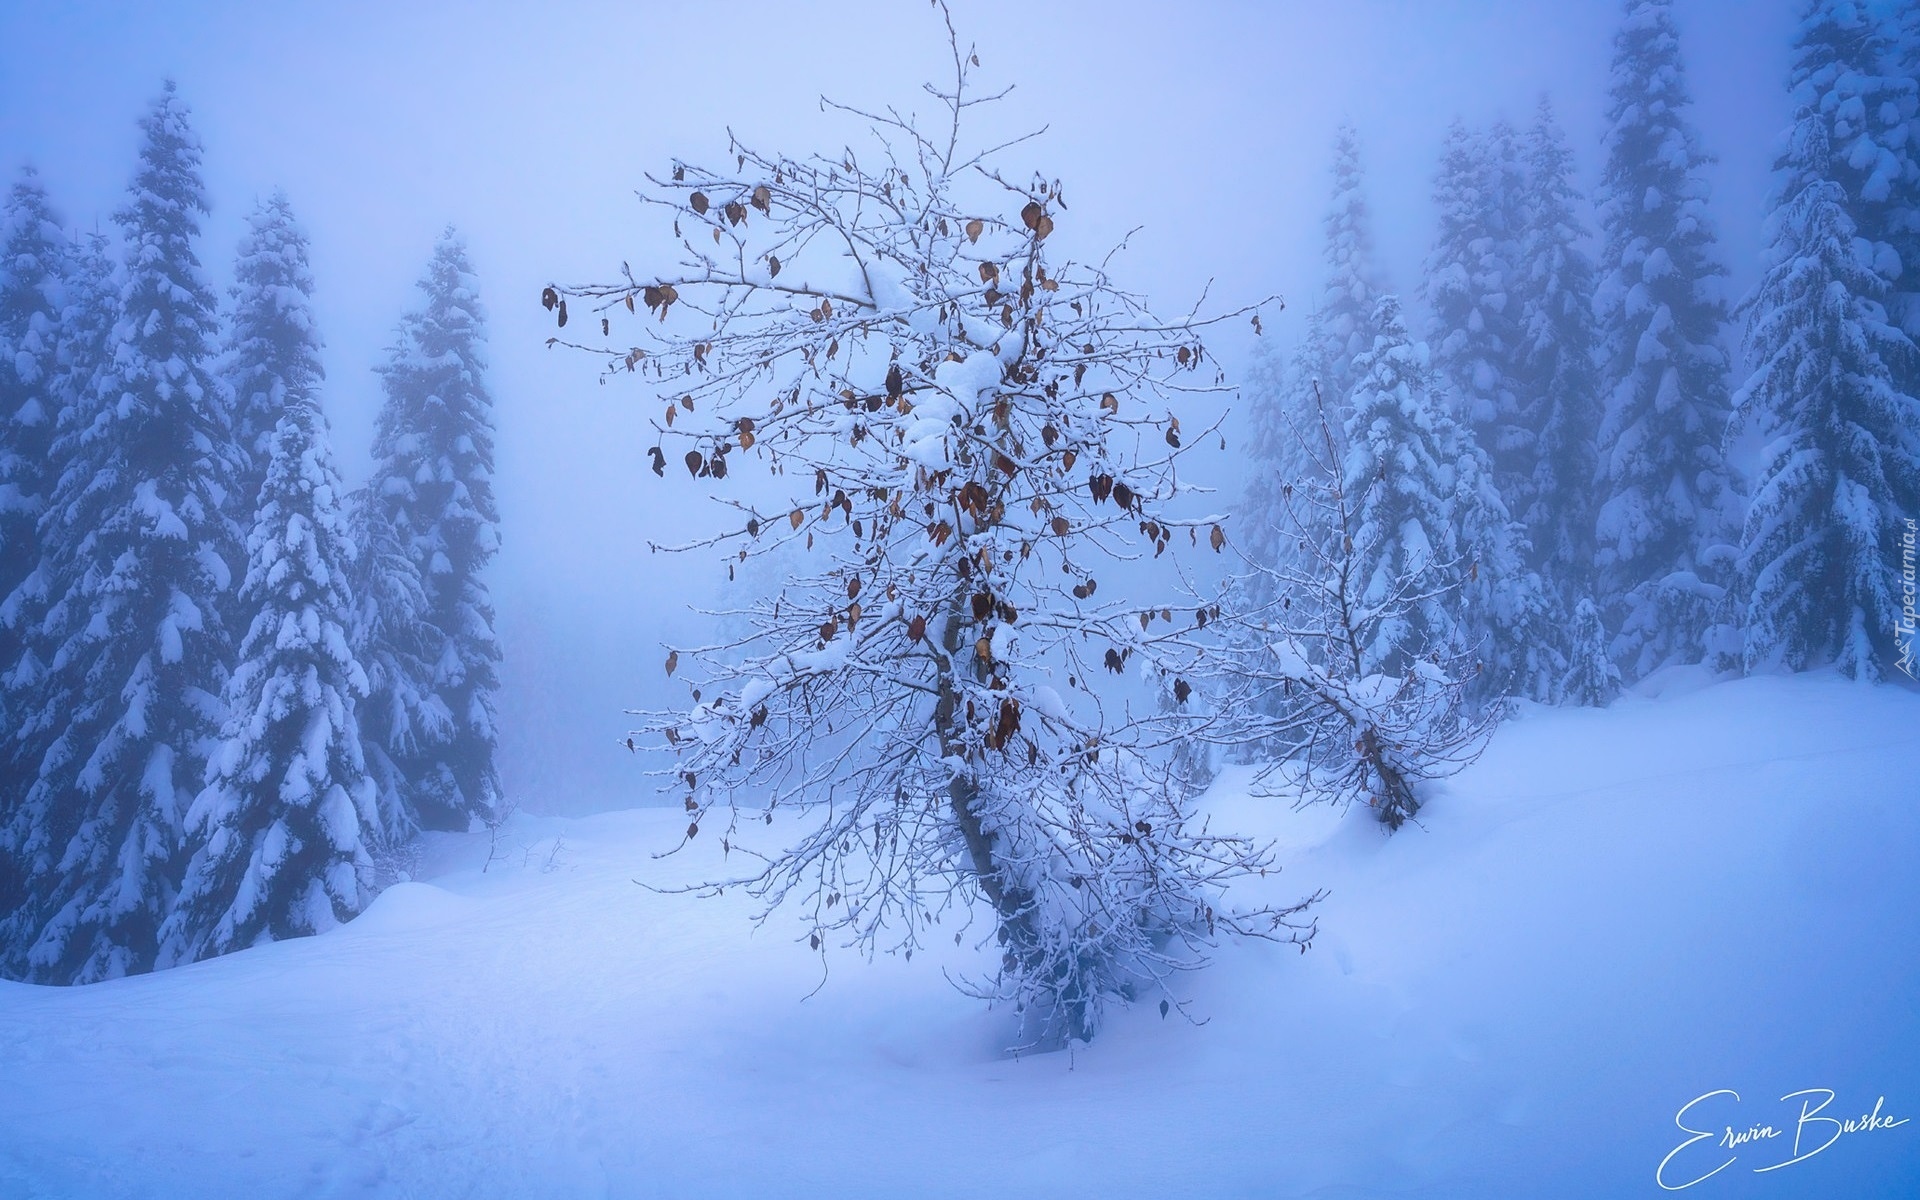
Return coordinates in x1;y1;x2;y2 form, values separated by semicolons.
160;352;375;965
361;231;501;833
1233;125;1385;734
1735;4;1920;679
0;83;241;983
1592;0;1739;680
1229;378;1490;831
547;14;1316;1044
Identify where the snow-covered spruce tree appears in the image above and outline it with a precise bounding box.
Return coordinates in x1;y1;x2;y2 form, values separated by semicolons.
549;21;1316;1044
1421;120;1561;700
1736;106;1919;676
0;169;70;915
1592;0;1739;680
1424;119;1519;455
0;83;241;983
1456;419;1563;704
225;192;323;514
346;489;438;847
1883;1;1920;356
362;231;501;833
1560;596;1624;706
1;231;116;838
1309;123;1387;411
1230;375;1490;830
1339;296;1483;676
160;374;376;965
0;173;67;759
1512;98;1604;611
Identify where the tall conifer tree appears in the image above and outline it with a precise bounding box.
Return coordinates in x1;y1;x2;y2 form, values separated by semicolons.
0;170;70;915
1512;98;1604;607
225;192;323;512
0;83;240;983
163;377;374;960
1592;0;1739;679
0;173;67;761
360;231;501;833
1735;1;1920;678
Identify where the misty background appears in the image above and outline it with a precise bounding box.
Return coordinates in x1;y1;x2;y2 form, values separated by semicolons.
0;0;1798;813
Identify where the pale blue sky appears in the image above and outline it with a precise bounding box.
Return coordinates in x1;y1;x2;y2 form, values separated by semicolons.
0;0;1801;807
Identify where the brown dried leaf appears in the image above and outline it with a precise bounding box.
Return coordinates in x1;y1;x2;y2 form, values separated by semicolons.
965;218;983;243
690;192;710;215
665;650;679;676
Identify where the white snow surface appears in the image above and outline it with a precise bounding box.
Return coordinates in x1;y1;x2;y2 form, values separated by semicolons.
2;672;1917;1197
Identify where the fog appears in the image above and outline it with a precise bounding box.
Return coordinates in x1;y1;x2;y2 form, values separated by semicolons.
0;0;1796;813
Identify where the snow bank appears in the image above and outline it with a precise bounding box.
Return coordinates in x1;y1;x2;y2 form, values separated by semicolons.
0;673;1915;1197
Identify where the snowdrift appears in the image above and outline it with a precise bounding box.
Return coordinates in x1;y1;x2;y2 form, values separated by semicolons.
1;672;1915;1197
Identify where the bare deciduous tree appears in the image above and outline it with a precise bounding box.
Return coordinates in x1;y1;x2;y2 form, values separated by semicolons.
547;8;1315;1044
1228;384;1491;831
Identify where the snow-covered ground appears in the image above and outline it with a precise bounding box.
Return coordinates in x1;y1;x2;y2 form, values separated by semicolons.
1;672;1915;1198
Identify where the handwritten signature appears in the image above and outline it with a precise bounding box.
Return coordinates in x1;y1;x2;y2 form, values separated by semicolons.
1657;1088;1909;1190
